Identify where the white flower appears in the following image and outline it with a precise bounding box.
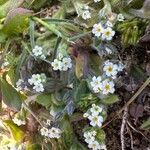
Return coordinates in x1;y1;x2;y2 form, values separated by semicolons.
51;59;62;71
28;74;41;85
103;61;118;78
33;83;44;92
106;21;113;27
90;76;102;87
40;54;46;60
88;115;104;127
46;119;51;126
16;79;24;91
48;127;61;139
83;113;89;118
32;45;43;57
117;13;124;22
40;127;49;136
61;57;72;71
102;27;115;41
100;79;115;95
88;141;101;150
83;5;89;10
100;144;107;150
94;0;101;2
92;23;104;37
90;104;103;116
84;132;95;144
52;57;72;71
90;76;102;93
82;10;91;20
12;117;26;126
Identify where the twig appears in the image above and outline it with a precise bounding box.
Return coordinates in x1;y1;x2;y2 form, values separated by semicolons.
121;107;128;150
118;77;150;114
127;121;150;142
102;77;150;128
127;125;134;150
22;101;43;127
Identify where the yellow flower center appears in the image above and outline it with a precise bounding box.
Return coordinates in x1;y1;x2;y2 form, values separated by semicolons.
105;31;110;36
96;28;101;33
105;84;110;90
108;66;113;72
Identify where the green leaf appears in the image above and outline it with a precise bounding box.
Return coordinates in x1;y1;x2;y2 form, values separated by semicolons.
4;120;24;142
140;118;150;130
0;77;22;111
96;129;106;143
74;80;89;103
101;95;119;105
2;8;32;36
36;93;51;108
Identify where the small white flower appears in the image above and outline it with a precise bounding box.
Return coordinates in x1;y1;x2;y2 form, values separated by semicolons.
102;27;115;41
84;132;95;144
32;45;43;57
90;76;102;93
88;115;104;127
90;104;103;116
51;59;62;71
92;23;104;37
117;13;125;22
12;117;26;126
82;10;91;20
83;113;89;118
100;79;115;95
100;144;107;150
40;127;49;136
46;119;51;126
103;61;118;78
88;141;101;150
83;5;89;10
61;57;72;71
94;0;101;2
33;83;44;92
48;127;61;139
28;74;41;85
16;79;24;91
106;21;113;27
40;54;46;60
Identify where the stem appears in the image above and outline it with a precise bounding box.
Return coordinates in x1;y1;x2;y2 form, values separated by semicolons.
22;101;43;127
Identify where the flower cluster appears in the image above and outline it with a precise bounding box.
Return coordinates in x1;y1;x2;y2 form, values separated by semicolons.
84;104;104;127
90;76;115;95
32;45;46;59
12;115;26;126
103;60;124;79
92;22;115;41
84;130;106;150
51;53;72;71
28;73;46;92
40;127;61;139
81;5;91;20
